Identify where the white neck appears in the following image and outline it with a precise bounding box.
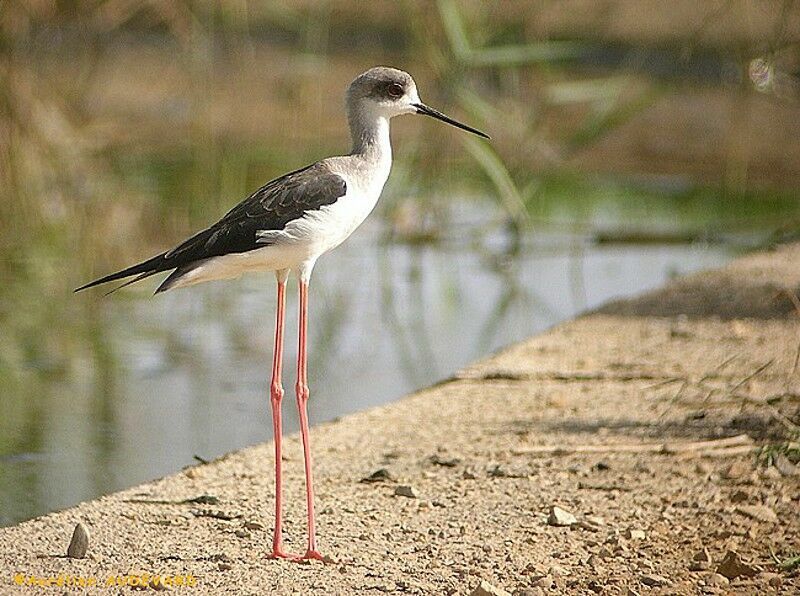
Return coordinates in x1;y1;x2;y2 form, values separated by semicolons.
348;105;392;170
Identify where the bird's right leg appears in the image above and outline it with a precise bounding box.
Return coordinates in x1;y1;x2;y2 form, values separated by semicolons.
268;269;294;559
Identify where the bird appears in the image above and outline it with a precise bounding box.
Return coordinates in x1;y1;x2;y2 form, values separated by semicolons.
75;66;489;561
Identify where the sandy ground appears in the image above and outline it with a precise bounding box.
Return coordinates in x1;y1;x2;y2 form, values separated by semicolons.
2;244;799;595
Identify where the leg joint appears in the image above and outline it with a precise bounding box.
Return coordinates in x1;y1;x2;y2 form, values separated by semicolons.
295;382;309;402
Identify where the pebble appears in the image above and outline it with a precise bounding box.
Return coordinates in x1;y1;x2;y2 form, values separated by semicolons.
597;547;613;559
394;485;419;499
488;464;528;478
243;521;263;531
585;515;605;527
729;489;750;503
470;579;511;596
149;578;170;591
429;454;461;467
689;548;711;571
722;461;750;480
763;572;782;588
706;573;729;586
234;529;251;538
586;555;602;569
734;504;778;524
688;560;710;572
624;529;645;541
218;562;232;571
547;506;577;527
532;575;554;589
515;589;544;596
773;454;798;477
67;523;90;559
640;574;668;587
716;550;758;579
360;468;394;483
695;462;712;475
462;469;478;480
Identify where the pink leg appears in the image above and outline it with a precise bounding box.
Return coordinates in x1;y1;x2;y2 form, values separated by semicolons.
296;280;325;561
268;275;295;559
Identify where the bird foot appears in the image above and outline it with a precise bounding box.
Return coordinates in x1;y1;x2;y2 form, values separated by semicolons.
301;549;332;564
267;548;301;561
267;548;332;564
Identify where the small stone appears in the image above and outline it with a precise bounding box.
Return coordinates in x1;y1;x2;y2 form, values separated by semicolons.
428;454;461;467
183;494;219;505
514;589;543;596
462;469;477;480
149;578;170;591
640;574;668;587
470;579;512;596
67;523;90;559
764;573;782;587
243;521;263;531
735;504;778;523
689;549;711;571
394;485;419;499
706;573;729;586
762;466;782;479
688;560;710;572
234;529;251;538
624;529;646;540
585;515;605;527
597;547;613;559
730;489;749;503
218;562;232;571
689;548;711;570
532;575;554;589
723;461;750;480
716;550;758;579
360;468;394;483
773;454;798;477
547;506;577;527
586;554;602;569
695;461;712;475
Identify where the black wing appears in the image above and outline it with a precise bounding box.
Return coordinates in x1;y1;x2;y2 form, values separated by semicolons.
74;162;347;293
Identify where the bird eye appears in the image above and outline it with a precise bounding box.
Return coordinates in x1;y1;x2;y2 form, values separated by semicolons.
387;83;404;98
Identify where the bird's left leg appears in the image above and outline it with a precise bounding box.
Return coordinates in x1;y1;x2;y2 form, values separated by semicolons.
267;269;296;560
295;276;326;562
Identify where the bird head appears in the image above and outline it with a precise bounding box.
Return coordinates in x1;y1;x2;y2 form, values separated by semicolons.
347;66;489;139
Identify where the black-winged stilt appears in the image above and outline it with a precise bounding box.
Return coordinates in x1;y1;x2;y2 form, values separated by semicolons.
75;66;489;561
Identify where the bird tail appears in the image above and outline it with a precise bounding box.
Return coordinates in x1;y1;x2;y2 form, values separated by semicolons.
74;252;170;293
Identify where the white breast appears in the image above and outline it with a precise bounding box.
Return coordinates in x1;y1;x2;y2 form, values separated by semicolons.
257;162;388;258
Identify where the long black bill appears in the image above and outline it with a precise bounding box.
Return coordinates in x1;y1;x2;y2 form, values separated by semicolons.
413;103;490;139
